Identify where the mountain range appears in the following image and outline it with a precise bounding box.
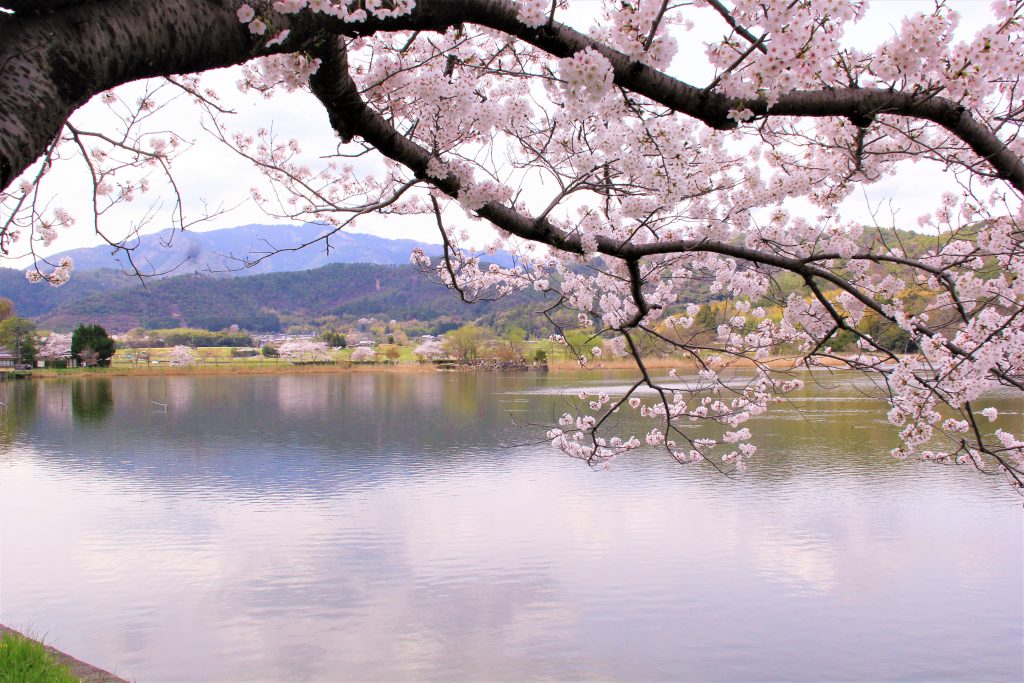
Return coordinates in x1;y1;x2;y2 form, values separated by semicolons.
1;223;534;333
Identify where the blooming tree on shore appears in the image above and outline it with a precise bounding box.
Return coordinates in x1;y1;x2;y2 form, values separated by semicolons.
169;345;198;366
413;339;447;361
350;346;376;362
278;339;332;362
38;333;72;363
0;0;1022;488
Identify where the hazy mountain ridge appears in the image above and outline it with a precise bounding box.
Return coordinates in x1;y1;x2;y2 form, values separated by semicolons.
44;223;450;276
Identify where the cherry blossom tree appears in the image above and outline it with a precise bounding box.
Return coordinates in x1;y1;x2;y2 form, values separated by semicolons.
169;344;199;366
1;0;1022;488
278;339;332;362
350;346;376;362
38;333;73;364
413;339;447;360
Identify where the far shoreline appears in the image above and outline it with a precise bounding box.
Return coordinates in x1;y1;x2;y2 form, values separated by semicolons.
17;354;848;379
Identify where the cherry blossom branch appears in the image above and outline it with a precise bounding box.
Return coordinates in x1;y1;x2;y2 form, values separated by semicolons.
3;0;1023;194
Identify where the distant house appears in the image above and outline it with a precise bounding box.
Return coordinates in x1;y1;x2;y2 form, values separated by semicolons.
0;347;16;369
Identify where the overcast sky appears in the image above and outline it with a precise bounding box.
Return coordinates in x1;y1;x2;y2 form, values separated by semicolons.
9;0;1001;269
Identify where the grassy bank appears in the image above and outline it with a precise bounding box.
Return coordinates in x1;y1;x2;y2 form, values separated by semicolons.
0;632;77;683
0;626;128;683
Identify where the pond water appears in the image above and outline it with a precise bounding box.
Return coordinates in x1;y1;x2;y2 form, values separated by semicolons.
0;371;1020;681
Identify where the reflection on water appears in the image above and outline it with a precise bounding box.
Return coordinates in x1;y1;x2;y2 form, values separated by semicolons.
71;378;114;424
0;380;36;450
0;371;1020;682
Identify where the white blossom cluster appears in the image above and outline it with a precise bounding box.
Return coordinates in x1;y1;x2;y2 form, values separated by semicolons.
26;256;74;287
558;47;614;104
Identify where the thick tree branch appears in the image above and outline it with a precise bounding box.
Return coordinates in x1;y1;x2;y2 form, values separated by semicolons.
0;0;285;190
2;0;1022;194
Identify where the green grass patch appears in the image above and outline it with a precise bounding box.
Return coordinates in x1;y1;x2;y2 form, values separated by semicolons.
0;632;78;683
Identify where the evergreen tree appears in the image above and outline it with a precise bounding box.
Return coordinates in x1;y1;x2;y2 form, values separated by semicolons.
71;324;116;366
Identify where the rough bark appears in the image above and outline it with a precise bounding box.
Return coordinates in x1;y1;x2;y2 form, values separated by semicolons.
0;1;98;15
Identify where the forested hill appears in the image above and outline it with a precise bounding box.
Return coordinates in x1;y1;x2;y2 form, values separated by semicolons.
30;262;539;333
0;267;133;318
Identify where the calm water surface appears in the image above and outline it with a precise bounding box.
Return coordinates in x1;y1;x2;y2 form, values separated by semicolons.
0;371;1020;681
